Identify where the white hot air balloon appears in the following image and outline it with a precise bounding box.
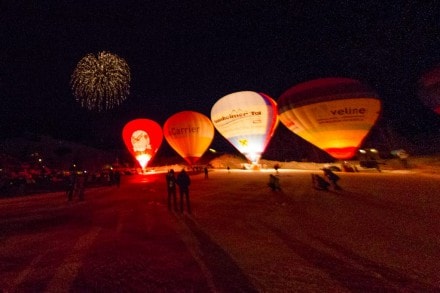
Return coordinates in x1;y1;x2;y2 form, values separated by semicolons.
211;91;278;164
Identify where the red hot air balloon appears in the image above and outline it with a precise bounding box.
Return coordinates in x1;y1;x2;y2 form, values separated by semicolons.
278;78;381;160
418;65;440;115
122;119;163;171
164;111;214;165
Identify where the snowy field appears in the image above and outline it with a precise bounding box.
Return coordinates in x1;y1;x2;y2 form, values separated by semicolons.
0;168;439;291
185;168;440;291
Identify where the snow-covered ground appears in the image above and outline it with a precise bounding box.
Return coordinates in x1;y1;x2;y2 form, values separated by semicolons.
186;169;440;291
1;168;439;291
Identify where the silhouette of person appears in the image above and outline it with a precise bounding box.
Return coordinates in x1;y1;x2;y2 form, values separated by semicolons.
114;171;121;187
76;173;86;201
66;171;76;201
176;169;191;213
268;174;281;191
204;167;208;179
274;163;280;174
322;168;341;190
166;169;177;211
108;169;114;186
397;149;409;168
312;174;330;190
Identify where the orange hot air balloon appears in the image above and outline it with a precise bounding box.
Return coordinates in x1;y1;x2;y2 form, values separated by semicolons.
122;119;163;170
278;78;381;160
163;111;214;165
210;91;278;164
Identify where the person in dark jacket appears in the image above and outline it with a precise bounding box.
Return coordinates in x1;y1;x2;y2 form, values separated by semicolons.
114;171;121;187
204;167;209;179
66;172;76;201
322;168;341;190
176;169;191;213
76;173;86;201
166;169;177;211
312;174;330;190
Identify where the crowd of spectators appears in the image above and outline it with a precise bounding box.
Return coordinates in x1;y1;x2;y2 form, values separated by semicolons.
0;166;123;197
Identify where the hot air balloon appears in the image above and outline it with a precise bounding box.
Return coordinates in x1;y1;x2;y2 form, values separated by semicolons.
122;119;163;171
163;111;214;165
278;78;381;160
210;91;278;164
418;65;440;115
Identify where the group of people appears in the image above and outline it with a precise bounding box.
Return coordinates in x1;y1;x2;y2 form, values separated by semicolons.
312;168;341;191
166;168;191;213
108;169;121;187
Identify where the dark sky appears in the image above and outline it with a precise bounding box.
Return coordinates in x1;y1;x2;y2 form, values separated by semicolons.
2;1;440;154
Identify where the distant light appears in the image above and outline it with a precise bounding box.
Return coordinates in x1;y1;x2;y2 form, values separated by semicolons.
209;148;217;153
359;149;366;154
370;148;378;153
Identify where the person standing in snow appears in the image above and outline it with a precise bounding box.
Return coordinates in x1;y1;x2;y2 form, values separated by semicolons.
166;169;177;211
177;169;191;213
322;168;341;190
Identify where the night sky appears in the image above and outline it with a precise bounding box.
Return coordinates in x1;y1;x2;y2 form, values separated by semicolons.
2;1;440;155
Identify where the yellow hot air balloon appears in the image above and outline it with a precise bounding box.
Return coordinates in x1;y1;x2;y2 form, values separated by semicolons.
278;78;381;160
163;111;214;165
211;91;278;164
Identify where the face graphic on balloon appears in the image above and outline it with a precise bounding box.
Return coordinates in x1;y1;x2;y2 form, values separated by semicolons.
131;130;151;152
122;119;163;170
130;130;152;169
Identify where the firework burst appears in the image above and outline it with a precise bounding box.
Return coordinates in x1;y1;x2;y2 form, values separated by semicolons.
71;51;131;111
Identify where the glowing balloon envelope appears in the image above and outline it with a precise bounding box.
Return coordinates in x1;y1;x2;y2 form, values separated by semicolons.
278;78;381;160
163;111;214;165
210;91;278;164
418;65;440;115
122;119;163;170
